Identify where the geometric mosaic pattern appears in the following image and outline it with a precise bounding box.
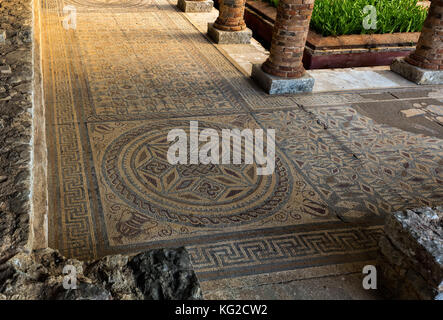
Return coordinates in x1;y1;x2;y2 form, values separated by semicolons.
188;222;383;281
255;108;443;220
87;115;333;252
311;106;443;210
42;0;442;283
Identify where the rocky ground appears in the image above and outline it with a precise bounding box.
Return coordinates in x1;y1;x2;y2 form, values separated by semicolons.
0;247;202;300
0;0;201;300
0;0;33;261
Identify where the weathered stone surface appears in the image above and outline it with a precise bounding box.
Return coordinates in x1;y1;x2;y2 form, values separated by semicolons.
0;247;202;300
0;65;11;74
378;207;443;300
208;23;252;44
84;254;144;300
391;58;443;85
129;248;202;300
0;0;33;263
0;30;6;44
400;108;426;117
0;250;82;300
177;0;213;13
251;64;314;94
54;283;112;300
426;105;443;116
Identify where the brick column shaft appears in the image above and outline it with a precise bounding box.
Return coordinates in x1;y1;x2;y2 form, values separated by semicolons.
262;0;314;78
213;0;247;31
405;0;443;70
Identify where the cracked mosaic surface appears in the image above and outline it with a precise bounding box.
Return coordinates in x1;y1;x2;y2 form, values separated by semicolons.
42;0;442;281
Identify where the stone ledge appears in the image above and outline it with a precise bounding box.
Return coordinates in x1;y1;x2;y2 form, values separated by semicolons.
207;23;252;44
378;207;443;300
177;0;213;13
391;57;443;85
251;64;314;95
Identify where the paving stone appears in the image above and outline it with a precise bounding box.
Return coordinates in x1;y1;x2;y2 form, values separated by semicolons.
177;0;213;12
359;92;396;101
400;108;426;117
204;273;382;300
390;89;433;99
354;99;443;139
413;102;427;108
426;105;443;116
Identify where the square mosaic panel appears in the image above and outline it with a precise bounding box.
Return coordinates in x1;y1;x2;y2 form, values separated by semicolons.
84;114;337;255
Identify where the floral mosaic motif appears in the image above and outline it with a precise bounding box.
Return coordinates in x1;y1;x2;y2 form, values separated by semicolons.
311;106;443;209
255;106;442;221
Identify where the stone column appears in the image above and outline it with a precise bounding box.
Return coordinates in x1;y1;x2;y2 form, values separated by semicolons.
251;0;315;94
178;0;213;13
208;0;252;44
391;0;443;84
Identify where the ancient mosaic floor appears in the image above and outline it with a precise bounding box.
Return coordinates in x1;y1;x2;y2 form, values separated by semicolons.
41;0;443;288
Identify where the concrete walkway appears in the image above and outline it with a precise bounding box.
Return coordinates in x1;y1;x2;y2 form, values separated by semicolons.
40;0;442;299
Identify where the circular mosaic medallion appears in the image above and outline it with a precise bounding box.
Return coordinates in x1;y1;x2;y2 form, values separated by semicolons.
102;120;292;228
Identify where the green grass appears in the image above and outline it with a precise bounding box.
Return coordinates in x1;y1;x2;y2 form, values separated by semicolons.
264;0;428;36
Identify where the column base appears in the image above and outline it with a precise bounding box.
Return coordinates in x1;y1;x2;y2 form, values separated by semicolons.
207;23;252;44
251;64;314;95
391;57;443;85
177;0;213;12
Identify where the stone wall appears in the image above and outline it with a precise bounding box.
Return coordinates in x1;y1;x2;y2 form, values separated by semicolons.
378;207;443;300
0;0;201;300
